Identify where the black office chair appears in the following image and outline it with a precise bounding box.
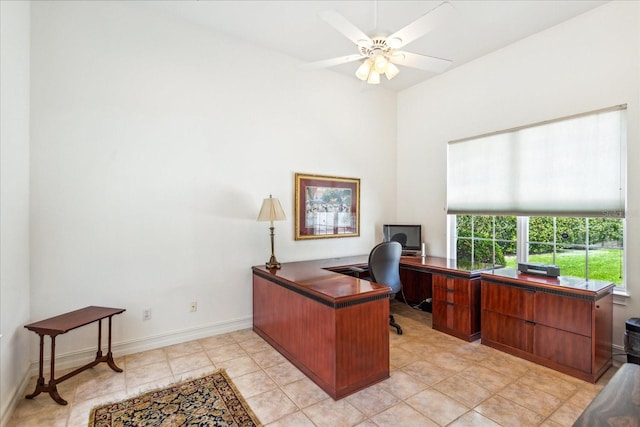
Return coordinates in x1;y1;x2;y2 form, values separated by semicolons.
368;241;403;335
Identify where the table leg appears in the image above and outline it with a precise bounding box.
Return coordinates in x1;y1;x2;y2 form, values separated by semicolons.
96;318;103;359
25;334;45;399
25;335;67;405
105;315;122;372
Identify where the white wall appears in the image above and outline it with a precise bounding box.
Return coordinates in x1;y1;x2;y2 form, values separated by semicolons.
0;1;32;424
398;0;640;348
27;0;397;367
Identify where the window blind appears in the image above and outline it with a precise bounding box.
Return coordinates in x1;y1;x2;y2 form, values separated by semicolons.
447;106;626;218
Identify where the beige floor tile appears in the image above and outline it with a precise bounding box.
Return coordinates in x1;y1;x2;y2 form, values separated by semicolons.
547;401;587;426
216;354;261;378
498;381;564;416
433;373;493;408
518;368;581;400
238;337;275;354
264;361;306;387
5;404;69;427
264;410;315;426
303;397;366;427
73;370;126;402
475;395;546;426
124;360;173;389
401;359;456;386
245;388;298;425
250;347;288;369
163;340;203;359
205;342;247;364
167;350;213;375
369;402;439;427
405;388;470;426
448;410;502;426
376;369;429;400
124;348;166;369
230;329;260;343
232;370;280;399
345;382;401;417
198;332;237;350
456;364;514;393
280;376;330;408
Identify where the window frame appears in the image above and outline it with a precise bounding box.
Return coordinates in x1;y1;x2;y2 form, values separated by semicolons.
448;214;627;293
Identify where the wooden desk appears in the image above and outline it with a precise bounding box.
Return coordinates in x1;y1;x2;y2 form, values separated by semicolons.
253;256;390;400
480;268;613;383
24;306;125;405
574;363;640;426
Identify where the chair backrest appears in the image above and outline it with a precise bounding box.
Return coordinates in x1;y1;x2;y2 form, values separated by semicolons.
368;241;403;296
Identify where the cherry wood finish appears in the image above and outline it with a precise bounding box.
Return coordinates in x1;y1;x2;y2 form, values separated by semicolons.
432;273;482;342
24;306;125;405
252;256;390;400
398;267;432;305
399;256;491;342
481;268;614;383
574;363;640;426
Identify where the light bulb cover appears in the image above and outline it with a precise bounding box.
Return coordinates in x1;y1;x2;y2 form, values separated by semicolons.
374;55;388;73
384;62;400;80
355;60;372;81
367;70;380;84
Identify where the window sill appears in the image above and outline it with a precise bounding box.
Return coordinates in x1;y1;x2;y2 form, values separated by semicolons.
613;290;629;306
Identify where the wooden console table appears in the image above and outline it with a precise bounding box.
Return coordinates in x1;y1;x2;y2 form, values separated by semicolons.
24;306;125;405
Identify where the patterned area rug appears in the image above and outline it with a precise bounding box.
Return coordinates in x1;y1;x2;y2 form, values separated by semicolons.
89;370;260;426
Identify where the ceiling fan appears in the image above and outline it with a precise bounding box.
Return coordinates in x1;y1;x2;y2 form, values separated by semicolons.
301;2;455;85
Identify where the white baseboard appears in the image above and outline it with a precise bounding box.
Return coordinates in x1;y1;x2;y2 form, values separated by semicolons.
1;370;32;427
1;316;252;427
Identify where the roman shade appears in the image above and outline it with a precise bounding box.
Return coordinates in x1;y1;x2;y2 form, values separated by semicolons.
447;105;626;218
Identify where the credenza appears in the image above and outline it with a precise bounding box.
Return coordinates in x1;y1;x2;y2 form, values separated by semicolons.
480;268;614;383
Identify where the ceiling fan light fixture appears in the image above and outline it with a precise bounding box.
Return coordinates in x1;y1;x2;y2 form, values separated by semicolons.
385;62;400;80
367;70;380;85
355;60;372;80
374;55;388;73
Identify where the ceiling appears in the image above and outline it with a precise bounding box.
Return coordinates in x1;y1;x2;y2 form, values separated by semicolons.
140;0;609;92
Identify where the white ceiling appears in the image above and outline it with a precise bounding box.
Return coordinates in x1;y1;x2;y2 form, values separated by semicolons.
140;0;609;91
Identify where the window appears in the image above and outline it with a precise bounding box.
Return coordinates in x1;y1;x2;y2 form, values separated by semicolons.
447;106;627;289
453;215;625;287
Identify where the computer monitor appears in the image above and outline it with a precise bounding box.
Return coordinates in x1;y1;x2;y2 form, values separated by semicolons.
382;224;422;251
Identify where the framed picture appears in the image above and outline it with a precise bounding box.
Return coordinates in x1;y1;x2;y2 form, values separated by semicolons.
294;173;360;240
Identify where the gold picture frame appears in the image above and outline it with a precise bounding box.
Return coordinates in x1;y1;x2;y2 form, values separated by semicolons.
294;173;360;240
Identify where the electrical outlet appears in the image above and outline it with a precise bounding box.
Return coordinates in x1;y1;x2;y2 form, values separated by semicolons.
190;301;197;312
143;308;152;321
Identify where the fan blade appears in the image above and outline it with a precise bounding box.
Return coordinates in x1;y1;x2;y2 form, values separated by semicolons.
299;54;365;70
318;10;373;46
390;51;452;73
387;2;455;49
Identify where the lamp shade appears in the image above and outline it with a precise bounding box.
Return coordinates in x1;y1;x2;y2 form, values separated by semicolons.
257;195;286;222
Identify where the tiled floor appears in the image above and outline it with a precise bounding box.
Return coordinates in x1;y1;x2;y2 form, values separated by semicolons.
7;301;615;426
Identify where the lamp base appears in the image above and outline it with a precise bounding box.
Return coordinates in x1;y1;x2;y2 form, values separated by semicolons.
266;255;281;269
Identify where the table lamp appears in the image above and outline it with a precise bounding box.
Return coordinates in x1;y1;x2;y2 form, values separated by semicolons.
257;194;286;269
